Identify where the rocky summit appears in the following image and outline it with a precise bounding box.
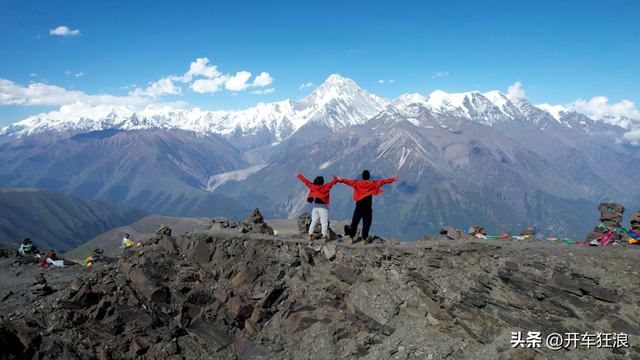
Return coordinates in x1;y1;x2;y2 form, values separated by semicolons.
1;223;640;360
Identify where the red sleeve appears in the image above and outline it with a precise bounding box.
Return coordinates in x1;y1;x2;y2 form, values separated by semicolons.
324;178;339;189
339;178;357;187
297;174;312;188
372;177;396;188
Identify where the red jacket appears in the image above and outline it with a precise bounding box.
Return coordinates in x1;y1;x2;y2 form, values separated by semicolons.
339;177;396;201
297;174;338;205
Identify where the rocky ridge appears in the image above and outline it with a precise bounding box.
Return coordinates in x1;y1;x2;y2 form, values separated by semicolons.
1;220;640;359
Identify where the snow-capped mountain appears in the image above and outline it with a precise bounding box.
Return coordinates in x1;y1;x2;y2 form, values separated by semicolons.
2;74;619;143
1;73;635;165
0;75;391;144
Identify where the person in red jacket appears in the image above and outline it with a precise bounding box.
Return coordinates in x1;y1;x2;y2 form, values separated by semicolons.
335;170;398;245
296;173;339;242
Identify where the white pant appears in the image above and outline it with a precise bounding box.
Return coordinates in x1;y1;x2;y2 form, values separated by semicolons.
309;203;329;236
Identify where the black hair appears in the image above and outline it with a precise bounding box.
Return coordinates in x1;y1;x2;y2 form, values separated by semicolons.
314;176;325;185
362;170;370;180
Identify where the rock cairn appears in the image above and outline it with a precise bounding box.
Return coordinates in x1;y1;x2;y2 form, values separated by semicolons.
585;201;628;242
31;273;53;297
204;208;274;235
520;227;535;236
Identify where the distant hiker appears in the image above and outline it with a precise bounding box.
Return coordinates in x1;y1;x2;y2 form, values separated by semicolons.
122;233;134;248
18;238;38;256
84;247;103;266
296;173;339;242
335;171;398;245
40;249;56;267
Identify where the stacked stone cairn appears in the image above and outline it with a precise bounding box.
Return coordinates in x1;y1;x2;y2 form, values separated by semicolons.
520;227;535;236
631;208;640;230
584;201;629;243
467;226;487;236
31;273;54;298
204;208;274;235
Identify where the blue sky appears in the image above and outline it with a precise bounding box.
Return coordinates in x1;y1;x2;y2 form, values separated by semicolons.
1;0;639;127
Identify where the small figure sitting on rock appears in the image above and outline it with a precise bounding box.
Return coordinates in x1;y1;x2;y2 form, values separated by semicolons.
84;247;103;266
17;238;38;256
122;233;135;248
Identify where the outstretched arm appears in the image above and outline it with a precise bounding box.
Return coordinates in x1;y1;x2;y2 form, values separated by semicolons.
373;175;399;187
325;178;339;189
296;174;312;187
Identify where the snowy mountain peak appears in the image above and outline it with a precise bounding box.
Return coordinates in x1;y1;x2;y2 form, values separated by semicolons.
301;74;362;107
0;75;605;146
536;103;570;121
394;93;429;107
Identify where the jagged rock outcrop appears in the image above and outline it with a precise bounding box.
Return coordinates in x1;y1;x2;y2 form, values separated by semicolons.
204;208;275;235
1;226;639;359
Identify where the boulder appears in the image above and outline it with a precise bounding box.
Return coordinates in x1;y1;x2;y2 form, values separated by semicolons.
520;227;535;236
468;226;486;236
235;337;270;360
286;311;318;333
227;296;254;318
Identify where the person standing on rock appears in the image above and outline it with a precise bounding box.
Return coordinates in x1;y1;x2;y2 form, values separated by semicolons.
296;173;339;242
335;171;398;245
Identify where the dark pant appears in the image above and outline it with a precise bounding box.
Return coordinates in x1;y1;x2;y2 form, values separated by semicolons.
350;207;372;239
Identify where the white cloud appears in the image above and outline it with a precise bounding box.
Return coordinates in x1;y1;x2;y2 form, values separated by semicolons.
567;96;640;128
225;71;252;91
190;77;227;94
378;80;385;83
389;80;395;83
622;130;640;145
50;26;80;36
130;76;182;98
1;57;275;123
507;81;526;100
180;57;221;82
251;88;275;94
0;78;152;107
300;82;314;89
177;58;273;94
432;72;449;78
253;72;273;87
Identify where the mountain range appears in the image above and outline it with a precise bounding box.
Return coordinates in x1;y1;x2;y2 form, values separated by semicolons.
1;74;638;241
0;186;150;252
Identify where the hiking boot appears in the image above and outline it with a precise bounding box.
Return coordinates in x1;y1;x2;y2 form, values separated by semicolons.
308;234;313;241
322;236;329;243
349;237;354;244
362;238;367;245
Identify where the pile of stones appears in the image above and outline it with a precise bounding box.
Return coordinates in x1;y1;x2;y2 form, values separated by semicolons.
205;208;274;235
584;201;629;243
31;273;53;298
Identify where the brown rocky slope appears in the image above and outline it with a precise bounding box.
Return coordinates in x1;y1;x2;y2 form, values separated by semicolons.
1;225;640;359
